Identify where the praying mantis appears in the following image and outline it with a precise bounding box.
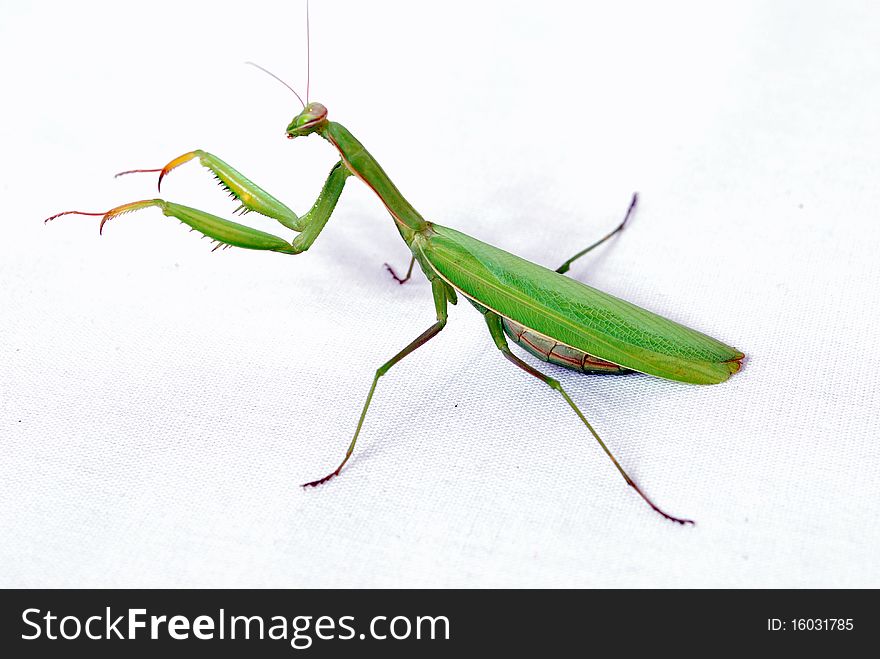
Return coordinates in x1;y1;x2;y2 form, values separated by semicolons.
45;17;743;527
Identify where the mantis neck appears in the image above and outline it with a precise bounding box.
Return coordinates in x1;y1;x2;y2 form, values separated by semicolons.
320;121;428;243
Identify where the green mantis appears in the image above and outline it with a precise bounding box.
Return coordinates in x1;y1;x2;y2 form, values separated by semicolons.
45;35;743;527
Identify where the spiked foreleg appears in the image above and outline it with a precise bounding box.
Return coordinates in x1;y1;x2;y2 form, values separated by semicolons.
117;150;355;237
49;159;354;254
117;150;302;230
46;199;298;254
289;161;352;253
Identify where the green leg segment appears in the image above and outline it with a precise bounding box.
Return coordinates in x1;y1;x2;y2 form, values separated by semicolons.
290;162;352;253
117;149;303;230
483;310;693;525
555;192;638;274
49;158;353;256
302;278;449;487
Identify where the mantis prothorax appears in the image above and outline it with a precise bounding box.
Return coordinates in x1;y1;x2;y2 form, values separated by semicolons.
46;34;743;527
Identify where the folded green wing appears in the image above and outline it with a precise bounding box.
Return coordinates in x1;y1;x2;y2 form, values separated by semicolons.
419;224;743;384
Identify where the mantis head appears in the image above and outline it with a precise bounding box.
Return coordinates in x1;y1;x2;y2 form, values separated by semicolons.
286;102;328;139
242;62;325;138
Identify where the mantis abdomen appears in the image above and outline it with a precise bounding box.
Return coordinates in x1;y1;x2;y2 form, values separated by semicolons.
501;318;631;375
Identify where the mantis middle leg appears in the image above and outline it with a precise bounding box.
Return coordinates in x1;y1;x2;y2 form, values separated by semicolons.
384;193;638;283
303;277;449;487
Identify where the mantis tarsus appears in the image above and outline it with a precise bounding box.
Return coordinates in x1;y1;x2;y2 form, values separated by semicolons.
46;23;743;527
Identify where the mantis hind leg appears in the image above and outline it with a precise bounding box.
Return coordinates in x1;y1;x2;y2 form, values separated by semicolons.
483;310;694;525
384;193;636;284
302;278;449;487
555;192;638;274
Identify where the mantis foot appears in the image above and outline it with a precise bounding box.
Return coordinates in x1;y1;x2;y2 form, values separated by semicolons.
628;481;695;526
383;262;412;284
301;468;342;488
383;255;415;285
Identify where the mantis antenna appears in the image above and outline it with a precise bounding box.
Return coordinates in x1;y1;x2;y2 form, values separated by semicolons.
306;0;311;104
245;1;311;107
244;61;306;109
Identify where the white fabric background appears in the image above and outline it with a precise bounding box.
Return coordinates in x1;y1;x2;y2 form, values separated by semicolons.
1;0;878;588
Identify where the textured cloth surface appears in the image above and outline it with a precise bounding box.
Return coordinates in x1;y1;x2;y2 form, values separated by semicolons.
2;1;878;588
